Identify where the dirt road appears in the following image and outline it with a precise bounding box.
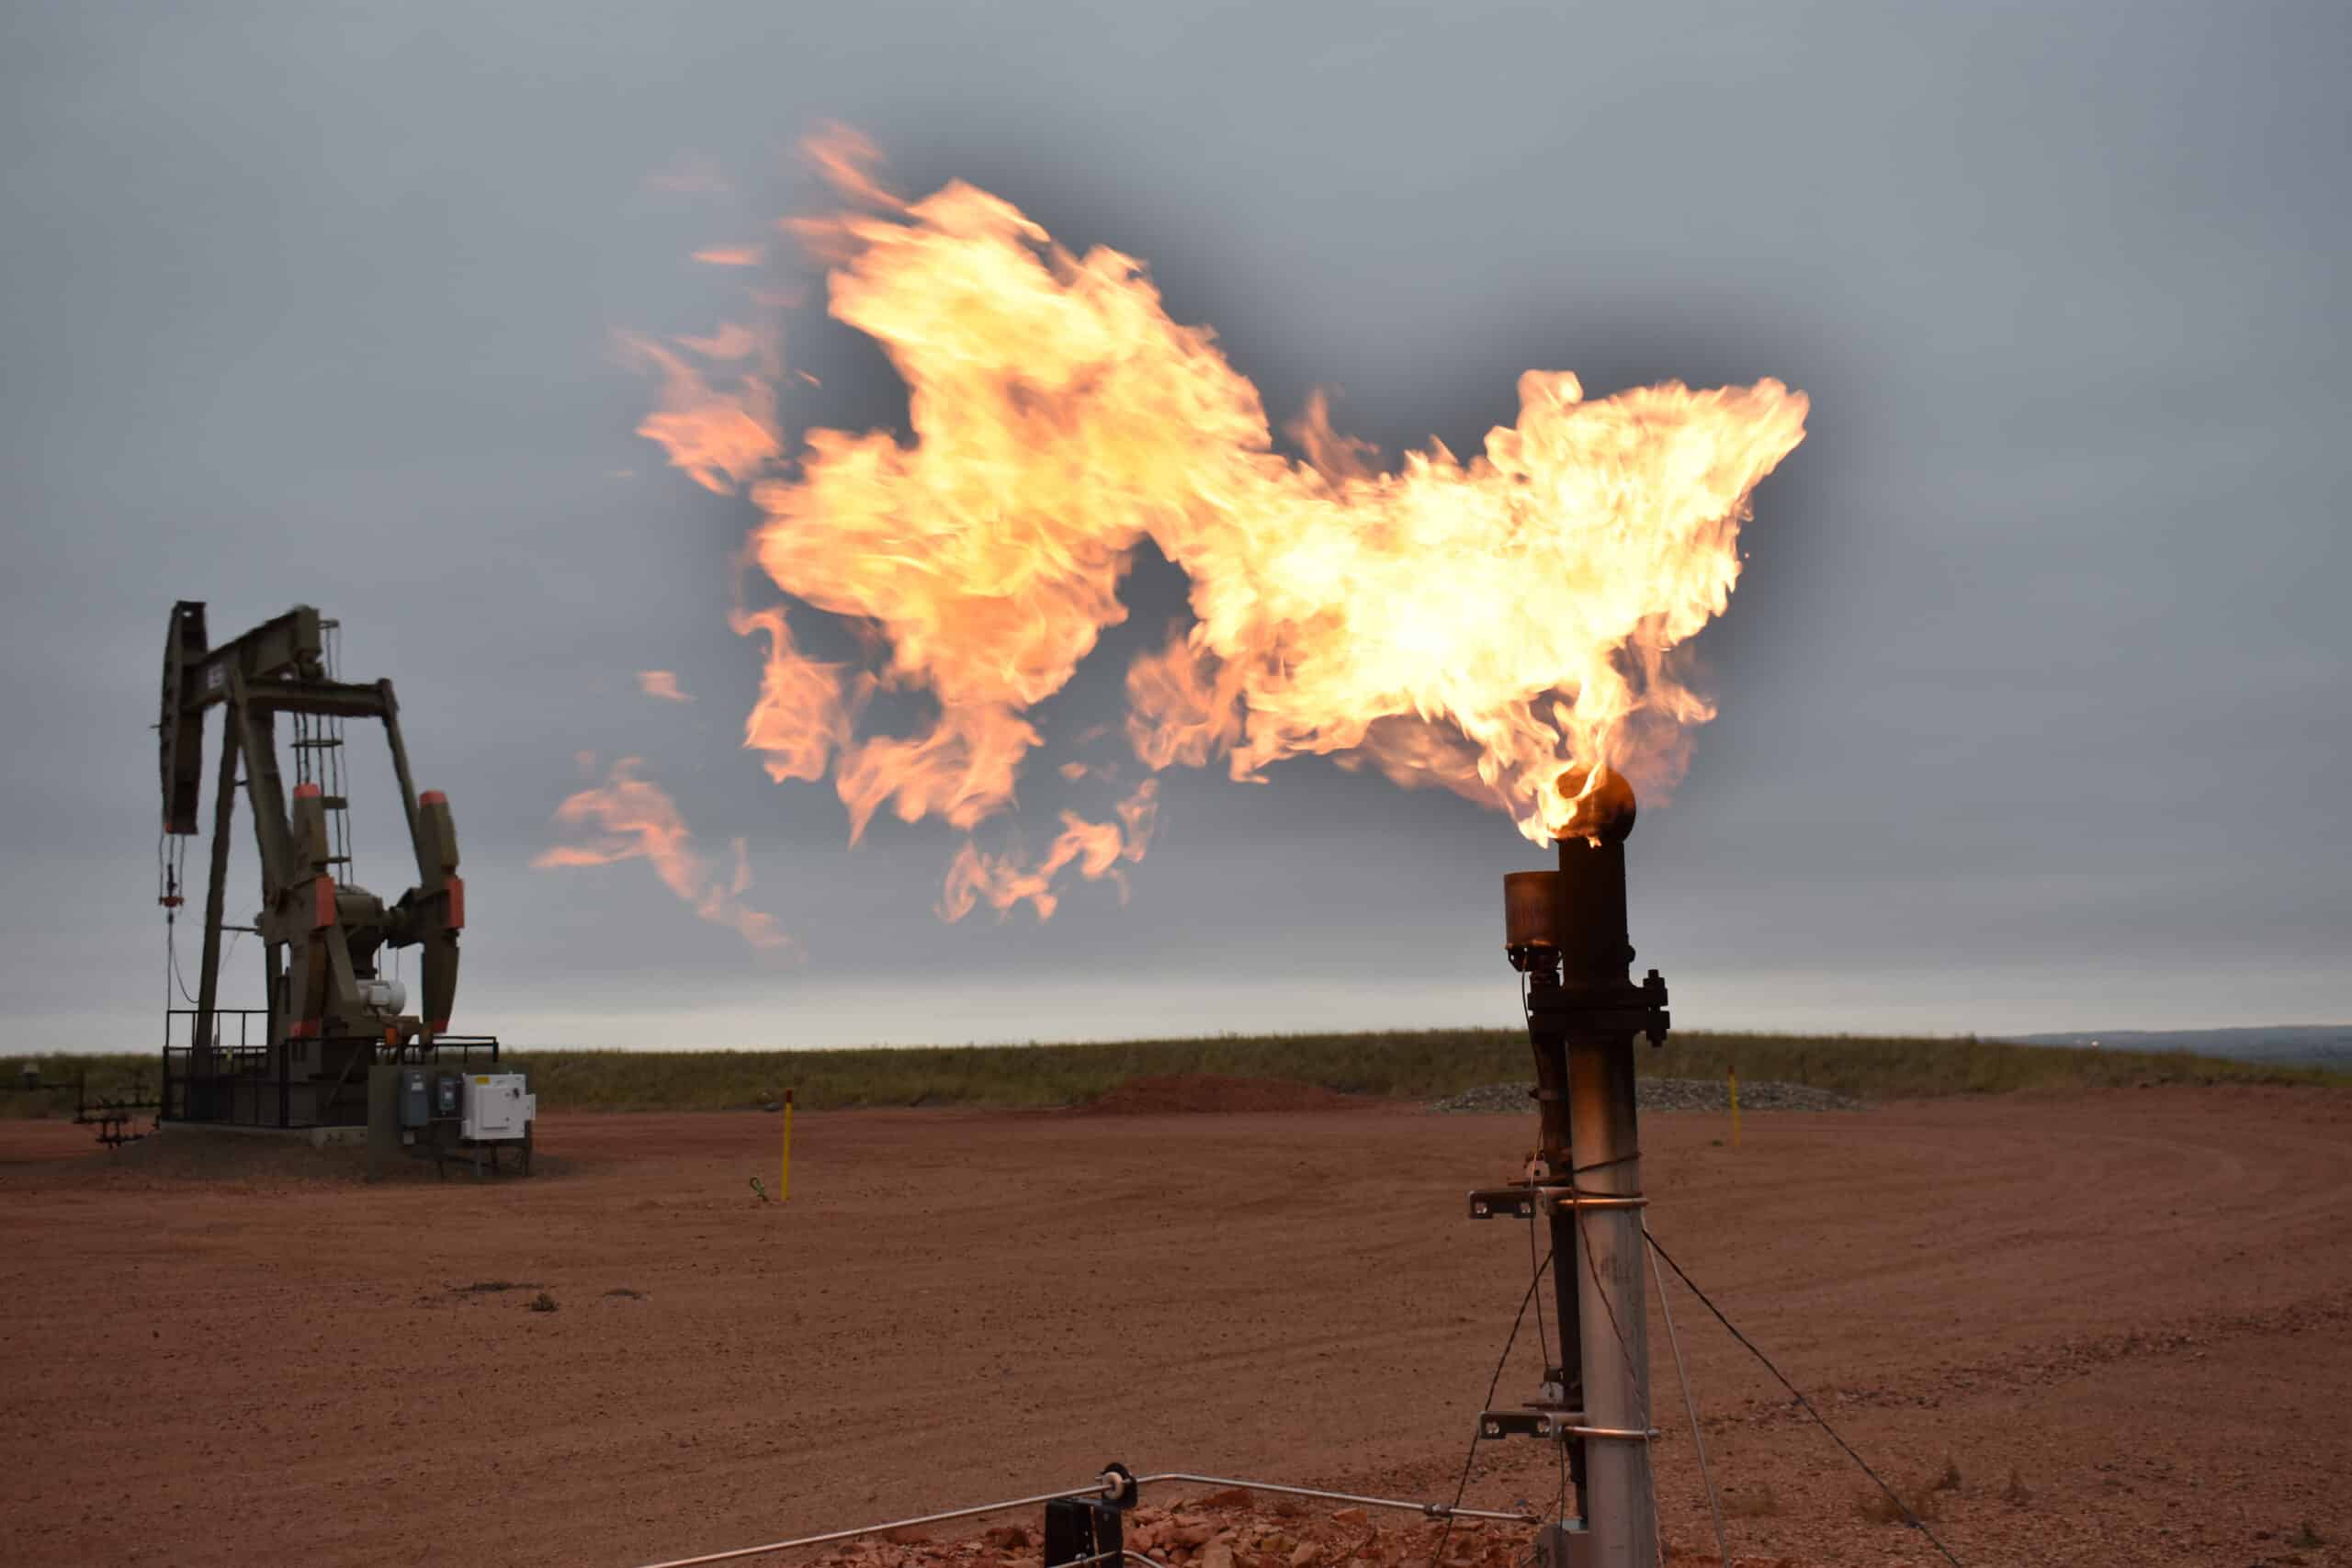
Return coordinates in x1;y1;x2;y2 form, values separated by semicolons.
4;1087;2346;1567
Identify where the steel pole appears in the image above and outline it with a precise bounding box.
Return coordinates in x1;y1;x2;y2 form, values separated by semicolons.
1566;1028;1655;1568
1546;784;1660;1568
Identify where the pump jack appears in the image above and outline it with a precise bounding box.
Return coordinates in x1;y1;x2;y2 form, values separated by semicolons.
157;602;495;1129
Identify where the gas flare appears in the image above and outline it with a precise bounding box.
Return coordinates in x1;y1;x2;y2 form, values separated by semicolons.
621;131;1807;922
533;757;787;950
938;778;1158;922
616;332;777;496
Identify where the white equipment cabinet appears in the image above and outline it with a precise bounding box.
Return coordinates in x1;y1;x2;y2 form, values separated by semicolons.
461;1072;536;1142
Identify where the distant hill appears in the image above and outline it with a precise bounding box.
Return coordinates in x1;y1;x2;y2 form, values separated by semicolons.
2013;1025;2352;1070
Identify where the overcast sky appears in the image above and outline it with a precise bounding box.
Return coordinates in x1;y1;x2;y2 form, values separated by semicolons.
6;1;2346;1051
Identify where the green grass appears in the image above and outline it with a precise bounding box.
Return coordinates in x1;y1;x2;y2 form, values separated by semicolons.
6;1030;2342;1118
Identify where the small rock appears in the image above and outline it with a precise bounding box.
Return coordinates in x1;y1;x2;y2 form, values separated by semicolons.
1329;1509;1366;1528
1291;1544;1322;1568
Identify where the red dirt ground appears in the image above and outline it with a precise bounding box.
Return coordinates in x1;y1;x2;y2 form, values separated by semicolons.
3;1085;2348;1568
1080;1075;1373;1114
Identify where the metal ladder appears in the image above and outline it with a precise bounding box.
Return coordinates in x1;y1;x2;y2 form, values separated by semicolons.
289;617;356;882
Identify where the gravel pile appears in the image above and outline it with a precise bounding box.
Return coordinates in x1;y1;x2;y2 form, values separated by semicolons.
1430;1077;1864;1114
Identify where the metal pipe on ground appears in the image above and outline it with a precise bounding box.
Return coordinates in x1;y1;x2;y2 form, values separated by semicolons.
628;1481;1123;1568
625;1472;1534;1568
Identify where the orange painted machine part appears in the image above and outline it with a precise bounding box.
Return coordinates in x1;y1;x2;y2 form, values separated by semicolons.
311;875;337;931
444;874;466;931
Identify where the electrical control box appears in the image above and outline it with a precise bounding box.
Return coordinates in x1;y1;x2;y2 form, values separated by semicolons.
398;1068;431;1129
460;1072;535;1142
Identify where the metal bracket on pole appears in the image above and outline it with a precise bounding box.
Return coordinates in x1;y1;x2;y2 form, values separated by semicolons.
1478;1409;1582;1442
1477;1412;1659;1444
1466;1186;1646;1220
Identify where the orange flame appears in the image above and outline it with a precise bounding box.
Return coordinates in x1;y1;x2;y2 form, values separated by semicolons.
796;123;901;214
616;332;779;496
618;130;1805;926
638;670;694;703
940;780;1159;922
731;605;854;784
675;321;763;360
533;758;787;949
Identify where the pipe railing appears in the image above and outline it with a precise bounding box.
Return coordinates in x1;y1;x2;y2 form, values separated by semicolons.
628;1469;1541;1568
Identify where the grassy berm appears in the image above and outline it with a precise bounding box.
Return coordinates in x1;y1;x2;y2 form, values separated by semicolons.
5;1030;2344;1116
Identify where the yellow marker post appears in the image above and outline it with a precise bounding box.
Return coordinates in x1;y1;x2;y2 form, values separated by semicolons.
780;1088;794;1202
1727;1060;1741;1148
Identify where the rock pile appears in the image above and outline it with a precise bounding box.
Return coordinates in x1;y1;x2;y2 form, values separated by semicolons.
1430;1078;1863;1114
